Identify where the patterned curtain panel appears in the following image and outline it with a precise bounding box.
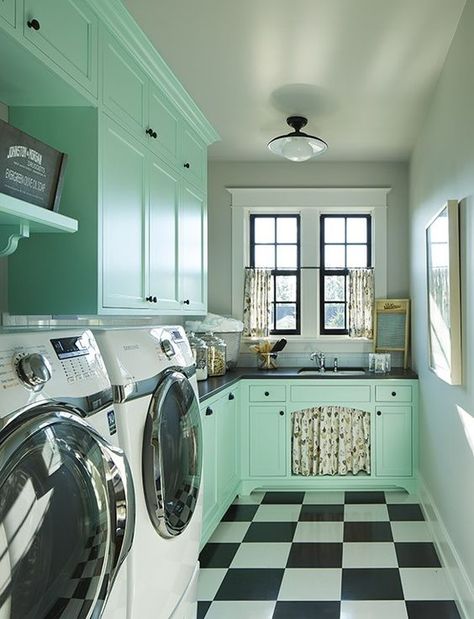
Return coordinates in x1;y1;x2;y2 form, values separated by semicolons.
348;268;374;338
242;268;272;337
292;406;371;476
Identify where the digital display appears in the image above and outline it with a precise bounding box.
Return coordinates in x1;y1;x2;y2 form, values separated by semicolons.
50;337;89;360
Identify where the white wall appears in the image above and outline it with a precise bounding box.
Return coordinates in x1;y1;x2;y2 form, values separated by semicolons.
208;161;409;316
410;0;474;613
0;102;8;315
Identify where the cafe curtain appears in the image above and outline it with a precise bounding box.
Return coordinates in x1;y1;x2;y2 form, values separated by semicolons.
348;268;374;338
242;268;272;337
292;406;371;476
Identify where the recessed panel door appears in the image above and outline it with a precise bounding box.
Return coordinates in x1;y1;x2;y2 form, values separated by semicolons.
249;406;286;477
375;406;412;477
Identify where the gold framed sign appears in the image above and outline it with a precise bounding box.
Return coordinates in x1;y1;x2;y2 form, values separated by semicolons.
426;200;462;385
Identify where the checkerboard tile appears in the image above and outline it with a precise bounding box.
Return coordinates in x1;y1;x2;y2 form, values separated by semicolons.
198;491;461;618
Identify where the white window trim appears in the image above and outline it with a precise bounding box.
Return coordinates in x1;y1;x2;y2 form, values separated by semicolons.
228;187;390;347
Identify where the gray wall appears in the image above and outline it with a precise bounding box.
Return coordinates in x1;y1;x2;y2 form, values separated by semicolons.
207;161;409;315
410;0;474;613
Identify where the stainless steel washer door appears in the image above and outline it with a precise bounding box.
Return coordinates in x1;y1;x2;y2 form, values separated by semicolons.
0;406;134;619
142;370;202;538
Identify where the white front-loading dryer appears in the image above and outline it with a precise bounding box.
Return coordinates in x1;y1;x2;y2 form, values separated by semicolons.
0;329;135;619
93;326;202;619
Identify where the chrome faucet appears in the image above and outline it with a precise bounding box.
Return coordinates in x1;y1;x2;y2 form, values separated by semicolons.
310;351;326;373
333;357;338;373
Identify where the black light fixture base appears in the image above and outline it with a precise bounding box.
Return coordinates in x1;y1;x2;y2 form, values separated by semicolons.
287;116;308;133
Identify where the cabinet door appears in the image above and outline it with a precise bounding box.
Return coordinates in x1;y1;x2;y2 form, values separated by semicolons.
375;406;412;477
249;406;286;477
202;404;218;526
0;0;15;27
217;391;239;501
23;0;97;94
148;84;180;166
178;182;207;312
148;156;180;311
101;116;148;309
180;122;207;190
102;30;147;136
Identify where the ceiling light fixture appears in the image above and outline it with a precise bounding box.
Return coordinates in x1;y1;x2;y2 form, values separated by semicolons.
267;116;327;162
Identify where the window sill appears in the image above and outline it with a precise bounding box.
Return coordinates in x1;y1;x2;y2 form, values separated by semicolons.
241;335;373;354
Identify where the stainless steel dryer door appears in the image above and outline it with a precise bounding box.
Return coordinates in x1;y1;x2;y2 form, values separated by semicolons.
143;370;202;538
0;405;135;619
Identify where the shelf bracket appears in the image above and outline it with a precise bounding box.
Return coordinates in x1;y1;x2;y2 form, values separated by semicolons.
0;223;30;257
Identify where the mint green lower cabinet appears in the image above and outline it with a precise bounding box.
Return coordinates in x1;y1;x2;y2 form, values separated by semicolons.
375;406;413;477
178;182;207;312
101;116;148;309
249;406;287;477
217;390;240;502
0;0;15;27
201;402;218;537
23;0;97;95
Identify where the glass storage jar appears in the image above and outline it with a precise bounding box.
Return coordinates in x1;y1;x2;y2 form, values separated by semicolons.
201;332;226;377
187;332;208;381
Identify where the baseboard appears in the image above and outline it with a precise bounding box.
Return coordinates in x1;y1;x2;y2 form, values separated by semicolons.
418;475;474;619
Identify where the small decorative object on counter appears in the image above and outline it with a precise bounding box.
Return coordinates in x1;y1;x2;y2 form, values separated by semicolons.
369;352;391;373
202;332;226;376
187;332;208;381
249;339;279;371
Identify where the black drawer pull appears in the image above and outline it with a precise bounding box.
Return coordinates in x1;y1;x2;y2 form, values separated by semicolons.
145;296;157;303
264;391;270;396
146;128;157;139
27;18;40;30
182;299;190;305
228;393;235;401
279;410;284;416
205;407;213;416
391;391;397;397
184;162;190;169
377;410;382;416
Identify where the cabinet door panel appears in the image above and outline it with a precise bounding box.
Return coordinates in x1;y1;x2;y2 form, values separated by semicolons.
101;117;147;309
148;156;180;310
217;391;239;501
375;406;412;477
148;85;180;165
202;405;218;525
102;30;147;135
249;406;286;477
181;123;206;189
23;0;97;94
0;0;15;27
178;183;207;312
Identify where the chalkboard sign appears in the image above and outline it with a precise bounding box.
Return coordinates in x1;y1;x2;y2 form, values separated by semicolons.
0;119;68;212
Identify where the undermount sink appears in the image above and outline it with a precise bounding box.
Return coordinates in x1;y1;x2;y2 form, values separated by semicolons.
298;368;366;376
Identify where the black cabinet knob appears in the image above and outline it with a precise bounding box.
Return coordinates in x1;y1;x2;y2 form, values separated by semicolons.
205;407;213;416
182;299;190;305
145;296;157;303
391;391;397;397
184;162;190;168
146;128;157;138
264;391;269;396
377;411;382;416
27;18;40;30
228;393;235;400
279;410;284;416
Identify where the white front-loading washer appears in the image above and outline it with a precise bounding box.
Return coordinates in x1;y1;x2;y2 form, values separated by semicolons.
0;329;135;619
93;326;202;619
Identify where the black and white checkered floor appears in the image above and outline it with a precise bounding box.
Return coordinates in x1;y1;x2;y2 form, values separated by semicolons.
198;491;461;619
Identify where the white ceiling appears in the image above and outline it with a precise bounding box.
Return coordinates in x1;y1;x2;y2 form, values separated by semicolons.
124;0;465;162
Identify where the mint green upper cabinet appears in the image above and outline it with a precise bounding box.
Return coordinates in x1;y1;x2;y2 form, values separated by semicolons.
181;122;207;190
101;115;147;309
148;85;180;165
375;406;413;477
178;182;207;312
23;0;98;95
148;155;180;311
249;406;287;477
0;0;15;27
102;29;147;135
217;390;240;502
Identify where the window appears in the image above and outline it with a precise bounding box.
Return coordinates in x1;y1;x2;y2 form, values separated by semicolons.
250;214;300;334
320;214;372;335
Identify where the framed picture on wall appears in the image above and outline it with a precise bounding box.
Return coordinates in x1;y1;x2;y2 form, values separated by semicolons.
426;200;462;385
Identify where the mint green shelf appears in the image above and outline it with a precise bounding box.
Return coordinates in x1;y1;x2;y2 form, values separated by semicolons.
0;192;78;256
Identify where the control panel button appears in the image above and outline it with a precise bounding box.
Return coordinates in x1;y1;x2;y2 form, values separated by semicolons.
16;353;52;391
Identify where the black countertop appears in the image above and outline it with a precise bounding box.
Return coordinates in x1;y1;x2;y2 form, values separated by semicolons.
198;367;418;401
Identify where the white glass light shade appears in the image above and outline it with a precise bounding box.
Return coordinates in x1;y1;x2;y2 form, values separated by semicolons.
267;117;328;162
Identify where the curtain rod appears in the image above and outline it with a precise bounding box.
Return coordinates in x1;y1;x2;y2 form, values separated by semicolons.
244;266;374;270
